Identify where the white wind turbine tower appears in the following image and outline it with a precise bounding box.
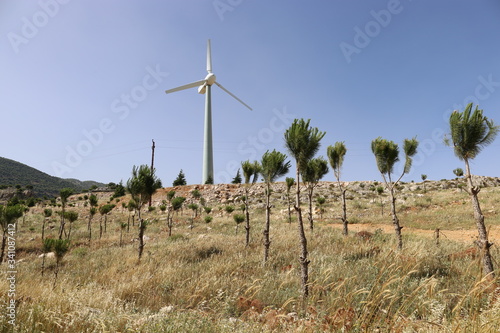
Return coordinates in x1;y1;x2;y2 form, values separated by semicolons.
165;39;252;184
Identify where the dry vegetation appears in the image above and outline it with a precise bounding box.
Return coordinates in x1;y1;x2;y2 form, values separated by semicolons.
1;178;500;332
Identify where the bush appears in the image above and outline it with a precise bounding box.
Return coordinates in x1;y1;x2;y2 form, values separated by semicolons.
233;214;245;224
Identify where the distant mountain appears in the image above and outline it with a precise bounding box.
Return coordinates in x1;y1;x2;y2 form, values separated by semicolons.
0;156;105;198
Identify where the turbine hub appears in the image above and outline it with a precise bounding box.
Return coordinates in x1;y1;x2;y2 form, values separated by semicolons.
205;73;216;85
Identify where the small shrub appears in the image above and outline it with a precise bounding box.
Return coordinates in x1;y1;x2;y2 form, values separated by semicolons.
195;246;222;261
72;247;88;258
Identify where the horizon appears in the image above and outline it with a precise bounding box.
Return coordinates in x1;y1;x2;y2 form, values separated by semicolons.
1;155;498;190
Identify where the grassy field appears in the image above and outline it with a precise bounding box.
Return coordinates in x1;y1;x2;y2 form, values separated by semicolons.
1;180;499;332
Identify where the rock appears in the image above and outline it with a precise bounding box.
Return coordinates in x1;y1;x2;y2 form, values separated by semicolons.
159;305;174;313
0;187;33;204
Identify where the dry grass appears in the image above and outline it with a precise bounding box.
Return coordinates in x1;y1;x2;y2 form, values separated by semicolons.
1;181;500;332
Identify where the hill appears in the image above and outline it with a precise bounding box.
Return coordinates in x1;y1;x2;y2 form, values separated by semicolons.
0;156;104;198
5;178;500;331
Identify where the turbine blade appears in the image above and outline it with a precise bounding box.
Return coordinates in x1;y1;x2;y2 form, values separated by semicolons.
165;79;206;94
207;39;212;73
214;81;252;111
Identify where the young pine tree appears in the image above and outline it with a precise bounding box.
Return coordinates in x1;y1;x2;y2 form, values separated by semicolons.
259;150;290;263
445;103;499;277
371;136;418;250
284;118;325;299
327;142;349;235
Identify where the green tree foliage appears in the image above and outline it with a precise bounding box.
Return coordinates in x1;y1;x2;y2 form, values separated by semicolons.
171;197;186;211
173;169;187;186
453;168;464;178
42;208;52;240
168;196;186;236
316;196;326;220
241;160;260;184
187;203;199;218
43;208;53;217
64;210;78;239
233;214;245;234
421;174;427;193
231;169;242;184
87;194;98;241
43;238;70;286
111;181;126;199
241;160;260;247
0;204;24;263
445;103;499;277
224;205;235;214
98;204;115;238
446;103;499;161
284;118;325;299
127;199;137;231
259;150;291;263
58;188;73;239
165;191;176;236
371;137;418;250
187;202;199;229
376;186;385;216
191;189;203;216
191;189;202;200
327;142;349;235
204;175;214;185
301;157;329;230
126;165;162;260
167;190;176;202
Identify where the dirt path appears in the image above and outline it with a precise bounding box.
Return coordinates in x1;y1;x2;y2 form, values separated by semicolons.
328;223;500;244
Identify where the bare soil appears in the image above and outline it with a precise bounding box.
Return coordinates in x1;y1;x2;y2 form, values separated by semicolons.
328;222;500;243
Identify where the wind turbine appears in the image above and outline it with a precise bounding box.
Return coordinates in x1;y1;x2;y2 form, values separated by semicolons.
165;39;252;184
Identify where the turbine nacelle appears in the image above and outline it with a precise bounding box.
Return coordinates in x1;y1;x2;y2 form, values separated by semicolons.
198;73;216;94
205;73;216;85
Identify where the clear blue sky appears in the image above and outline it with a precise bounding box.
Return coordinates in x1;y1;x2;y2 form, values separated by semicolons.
1;0;499;186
